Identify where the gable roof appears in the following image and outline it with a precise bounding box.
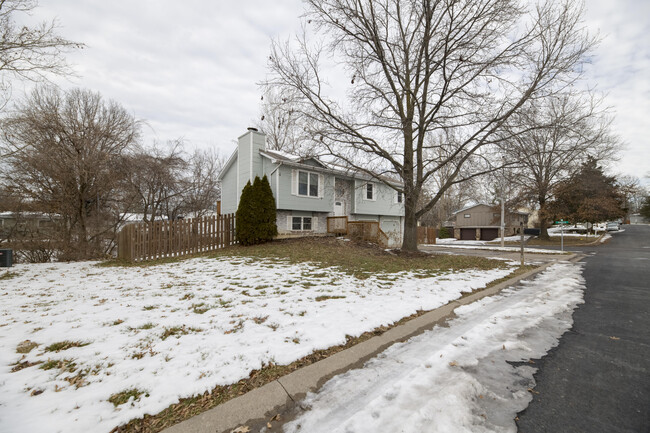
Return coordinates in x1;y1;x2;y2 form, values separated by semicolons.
453;203;528;215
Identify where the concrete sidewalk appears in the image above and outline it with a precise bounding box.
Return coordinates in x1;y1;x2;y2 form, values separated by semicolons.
163;254;577;433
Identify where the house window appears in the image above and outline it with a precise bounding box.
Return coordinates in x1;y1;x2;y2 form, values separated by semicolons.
291;216;313;231
298;170;319;197
464;214;471;218
396;191;403;203
365;183;374;200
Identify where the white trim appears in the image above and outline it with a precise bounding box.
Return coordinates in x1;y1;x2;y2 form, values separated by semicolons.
363;182;376;201
249;133;254;183
276;169;280;208
296;169;320;198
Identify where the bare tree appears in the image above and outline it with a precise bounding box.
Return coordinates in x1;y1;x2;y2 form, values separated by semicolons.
0;0;82;109
267;0;597;250
123;142;223;222
499;92;617;238
1;86;140;259
256;87;308;154
122;140;187;223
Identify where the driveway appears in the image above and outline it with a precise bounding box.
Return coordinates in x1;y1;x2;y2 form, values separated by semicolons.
516;224;650;432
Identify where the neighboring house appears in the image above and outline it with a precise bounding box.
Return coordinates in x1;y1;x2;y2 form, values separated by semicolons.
218;128;405;246
629;213;649;225
452;203;528;241
0;212;59;239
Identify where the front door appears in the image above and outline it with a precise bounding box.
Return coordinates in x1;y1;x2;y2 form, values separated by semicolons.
334;200;345;216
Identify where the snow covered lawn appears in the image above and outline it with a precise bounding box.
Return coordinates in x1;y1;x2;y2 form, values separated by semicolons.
0;255;516;433
284;261;585;433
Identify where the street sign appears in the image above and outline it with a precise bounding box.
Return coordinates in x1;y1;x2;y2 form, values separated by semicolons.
555;220;569;224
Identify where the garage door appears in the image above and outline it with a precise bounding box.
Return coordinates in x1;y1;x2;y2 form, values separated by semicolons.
480;228;499;241
460;228;475;240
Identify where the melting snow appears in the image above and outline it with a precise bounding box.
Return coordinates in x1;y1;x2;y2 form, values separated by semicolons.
283;261;585;433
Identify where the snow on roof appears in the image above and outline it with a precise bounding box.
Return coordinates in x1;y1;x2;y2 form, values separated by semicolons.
452;203;529;216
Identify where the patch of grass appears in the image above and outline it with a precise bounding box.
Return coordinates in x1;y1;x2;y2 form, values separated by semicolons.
315;295;346;302
143;305;158;311
44;340;90;353
39;358;77;372
0;271;18;280
110;319;124;326
191;303;210;314
208;237;508;278
160;326;201;341
138;323;155;330
252;315;268;324
180;293;194;301
109;388;149;407
16;340;38;354
11;360;42;372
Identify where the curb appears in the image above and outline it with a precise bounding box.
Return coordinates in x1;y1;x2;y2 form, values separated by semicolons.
162;254;581;433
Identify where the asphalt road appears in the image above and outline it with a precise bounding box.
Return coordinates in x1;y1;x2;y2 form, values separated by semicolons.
517;225;650;432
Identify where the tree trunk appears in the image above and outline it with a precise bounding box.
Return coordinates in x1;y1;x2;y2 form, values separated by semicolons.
539;198;550;240
402;194;418;251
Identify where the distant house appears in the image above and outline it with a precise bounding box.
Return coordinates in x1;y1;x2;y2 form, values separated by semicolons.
629;213;649;225
218;128;405;246
452;203;528;241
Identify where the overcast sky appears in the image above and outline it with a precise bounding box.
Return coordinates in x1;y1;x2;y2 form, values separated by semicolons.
17;0;650;183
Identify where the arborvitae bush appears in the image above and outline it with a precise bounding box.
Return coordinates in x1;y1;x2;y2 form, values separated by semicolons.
258;175;278;240
235;181;256;245
235;176;277;246
438;226;450;239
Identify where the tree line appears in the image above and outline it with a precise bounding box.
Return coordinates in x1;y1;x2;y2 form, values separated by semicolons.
0;87;222;261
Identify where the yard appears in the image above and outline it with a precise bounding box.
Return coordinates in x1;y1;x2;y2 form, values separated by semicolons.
1;238;520;433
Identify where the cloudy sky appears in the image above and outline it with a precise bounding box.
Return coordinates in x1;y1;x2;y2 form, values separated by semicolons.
15;0;650;183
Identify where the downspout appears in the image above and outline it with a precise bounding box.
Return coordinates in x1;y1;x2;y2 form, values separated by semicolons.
270;161;283;209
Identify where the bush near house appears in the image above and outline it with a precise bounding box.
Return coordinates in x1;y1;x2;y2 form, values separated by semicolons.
235;175;277;246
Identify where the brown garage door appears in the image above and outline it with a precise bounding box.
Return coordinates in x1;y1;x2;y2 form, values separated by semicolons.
481;228;499;241
460;228;475;240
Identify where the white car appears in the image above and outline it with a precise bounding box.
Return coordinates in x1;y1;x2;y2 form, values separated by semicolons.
606;222;620;231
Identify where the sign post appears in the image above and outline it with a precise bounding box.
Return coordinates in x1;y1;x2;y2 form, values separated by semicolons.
520;222;524;266
554;220;569;253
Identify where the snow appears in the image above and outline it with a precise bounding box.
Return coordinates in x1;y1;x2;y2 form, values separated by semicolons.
0;256;517;433
423;244;565;255
283;261;585;433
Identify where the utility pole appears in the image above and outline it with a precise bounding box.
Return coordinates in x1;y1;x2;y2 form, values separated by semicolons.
520;221;525;267
500;195;505;248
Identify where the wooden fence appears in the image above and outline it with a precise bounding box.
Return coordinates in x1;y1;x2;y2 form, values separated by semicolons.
346;220;389;248
117;214;236;262
326;216;348;234
417;226;437;245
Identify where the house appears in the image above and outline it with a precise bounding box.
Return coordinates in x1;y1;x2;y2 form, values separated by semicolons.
452;203;528;241
218;128;405;246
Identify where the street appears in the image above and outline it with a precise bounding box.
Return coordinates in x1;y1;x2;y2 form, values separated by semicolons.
517;224;650;432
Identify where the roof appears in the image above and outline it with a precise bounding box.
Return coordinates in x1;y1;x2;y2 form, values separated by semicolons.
452;203;529;216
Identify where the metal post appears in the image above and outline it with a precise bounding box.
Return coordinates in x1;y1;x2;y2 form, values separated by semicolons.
561;222;564;253
500;196;505;247
520;221;524;267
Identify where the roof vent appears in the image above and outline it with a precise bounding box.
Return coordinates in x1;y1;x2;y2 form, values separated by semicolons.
247;127;258;132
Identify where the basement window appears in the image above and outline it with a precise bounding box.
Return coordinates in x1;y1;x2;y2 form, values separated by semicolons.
291;216;312;231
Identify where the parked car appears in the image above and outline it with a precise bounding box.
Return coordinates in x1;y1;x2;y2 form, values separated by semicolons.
606;222;620;231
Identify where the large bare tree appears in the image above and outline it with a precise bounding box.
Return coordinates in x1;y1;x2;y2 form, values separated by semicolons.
1;86;140;259
267;0;597;250
500;92;617;238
